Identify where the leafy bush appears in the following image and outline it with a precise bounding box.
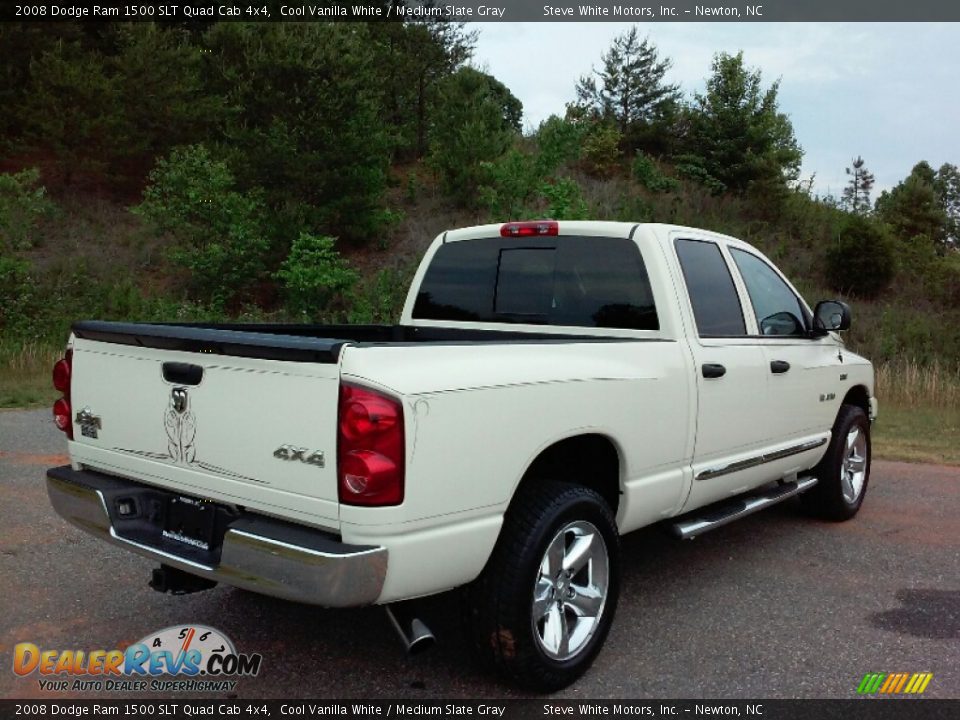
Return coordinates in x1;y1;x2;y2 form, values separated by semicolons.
349;267;414;324
580;123;622;178
535;116;585;176
428;67;521;207
275;233;359;320
825;215;896;299
632;152;679;193
0;168;56;251
0;255;40;336
134;145;271;308
540;178;589;220
674;158;727;195
478;149;539;220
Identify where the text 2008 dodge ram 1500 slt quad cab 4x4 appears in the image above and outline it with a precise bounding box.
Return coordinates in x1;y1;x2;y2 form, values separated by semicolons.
46;221;876;690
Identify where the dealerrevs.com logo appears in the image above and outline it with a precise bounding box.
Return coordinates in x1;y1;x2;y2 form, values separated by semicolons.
13;625;262;692
857;672;934;695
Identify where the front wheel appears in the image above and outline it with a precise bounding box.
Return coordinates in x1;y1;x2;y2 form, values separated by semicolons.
801;404;871;521
465;481;620;692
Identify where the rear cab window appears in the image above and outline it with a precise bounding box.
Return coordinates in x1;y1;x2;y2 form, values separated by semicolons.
413;236;659;331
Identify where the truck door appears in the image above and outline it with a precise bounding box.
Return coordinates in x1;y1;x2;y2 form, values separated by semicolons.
671;236;781;510
727;247;842;444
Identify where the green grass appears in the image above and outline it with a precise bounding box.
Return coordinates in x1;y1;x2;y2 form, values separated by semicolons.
872;402;960;466
0;341;60;409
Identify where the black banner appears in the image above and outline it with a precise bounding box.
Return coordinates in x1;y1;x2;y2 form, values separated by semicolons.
0;701;958;720
2;0;960;23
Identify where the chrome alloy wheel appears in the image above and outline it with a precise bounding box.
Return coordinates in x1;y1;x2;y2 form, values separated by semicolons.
841;426;868;504
532;520;609;661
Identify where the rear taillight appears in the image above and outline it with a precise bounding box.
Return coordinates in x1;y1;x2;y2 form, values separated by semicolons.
337;383;404;506
500;220;558;237
52;349;73;440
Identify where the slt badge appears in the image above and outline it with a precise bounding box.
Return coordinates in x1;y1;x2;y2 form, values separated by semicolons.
273;445;325;468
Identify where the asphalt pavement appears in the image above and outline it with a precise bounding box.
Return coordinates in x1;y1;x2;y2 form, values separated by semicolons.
1;408;957;699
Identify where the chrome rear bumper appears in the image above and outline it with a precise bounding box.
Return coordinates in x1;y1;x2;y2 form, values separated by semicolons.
46;466;387;607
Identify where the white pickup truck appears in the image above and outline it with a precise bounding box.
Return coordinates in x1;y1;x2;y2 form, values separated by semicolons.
47;221;876;690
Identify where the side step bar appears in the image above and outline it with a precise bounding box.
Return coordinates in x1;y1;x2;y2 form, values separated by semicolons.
671;476;818;540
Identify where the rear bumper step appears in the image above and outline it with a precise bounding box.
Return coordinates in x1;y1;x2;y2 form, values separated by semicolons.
671;476;818;540
46;465;387;607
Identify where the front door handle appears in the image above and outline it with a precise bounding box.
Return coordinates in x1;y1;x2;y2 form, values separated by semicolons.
770;360;791;374
702;363;726;379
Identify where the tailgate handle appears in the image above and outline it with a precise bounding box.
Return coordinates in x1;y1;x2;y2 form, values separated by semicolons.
162;362;204;386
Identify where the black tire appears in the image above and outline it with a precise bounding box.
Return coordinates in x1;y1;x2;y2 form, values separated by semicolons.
800;404;871;521
464;480;620;692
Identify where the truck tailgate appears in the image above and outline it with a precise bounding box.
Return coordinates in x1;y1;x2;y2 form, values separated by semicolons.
67;329;343;530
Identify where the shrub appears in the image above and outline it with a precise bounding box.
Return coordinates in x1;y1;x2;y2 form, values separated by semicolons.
540;177;589;220
478;148;539;220
580;123;622;178
134;145;271;308
632;152;679;193
275;233;358;320
0;168;56;251
825;215;896;299
0;255;41;336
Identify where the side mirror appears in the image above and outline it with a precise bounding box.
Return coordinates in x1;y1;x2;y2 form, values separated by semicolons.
813;300;851;333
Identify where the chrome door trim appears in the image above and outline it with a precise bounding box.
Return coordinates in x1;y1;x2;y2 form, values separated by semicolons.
696;437;828;482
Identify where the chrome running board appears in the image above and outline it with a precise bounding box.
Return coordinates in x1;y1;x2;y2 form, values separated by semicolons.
671;476;818;540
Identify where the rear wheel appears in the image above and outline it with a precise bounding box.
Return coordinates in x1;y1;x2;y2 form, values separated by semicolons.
801;404;871;521
465;480;620;691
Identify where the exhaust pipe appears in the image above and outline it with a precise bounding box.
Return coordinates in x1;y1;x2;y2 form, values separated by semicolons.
385;602;435;656
149;564;217;595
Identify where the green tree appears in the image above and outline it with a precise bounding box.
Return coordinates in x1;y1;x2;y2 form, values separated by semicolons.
841;155;875;215
934;163;960;248
205;23;390;242
875;161;948;247
19;40;122;184
275;233;359;320
679;52;802;199
109;24;222;161
134;145;271;309
428;67;522;207
0;169;56;252
370;21;477;159
825;214;896;299
573;27;680;153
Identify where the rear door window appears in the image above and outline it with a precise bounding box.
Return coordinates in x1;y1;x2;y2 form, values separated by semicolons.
674;239;746;337
414;236;658;330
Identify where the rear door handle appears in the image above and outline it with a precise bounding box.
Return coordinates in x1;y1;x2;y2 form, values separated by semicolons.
770;360;791;374
702;363;726;379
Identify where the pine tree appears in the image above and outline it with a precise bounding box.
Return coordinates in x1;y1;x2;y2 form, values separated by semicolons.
573;27;680;152
842;156;875;214
678;52;802;199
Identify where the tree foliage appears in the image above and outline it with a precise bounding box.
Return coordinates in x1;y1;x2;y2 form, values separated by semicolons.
934;163;960;248
206;23;390;242
134;145;271;309
370;21;477;159
428;67;522;207
573;28;680;153
842;156;875;215
679;52;802;200
825;214;896;299
275;233;359;320
0;168;56;251
875;161;948;247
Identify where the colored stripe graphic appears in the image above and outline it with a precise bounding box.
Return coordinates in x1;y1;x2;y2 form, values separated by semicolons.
858;672;933;694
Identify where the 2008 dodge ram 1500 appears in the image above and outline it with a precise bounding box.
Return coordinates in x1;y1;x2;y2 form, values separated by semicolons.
46;221;876;690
